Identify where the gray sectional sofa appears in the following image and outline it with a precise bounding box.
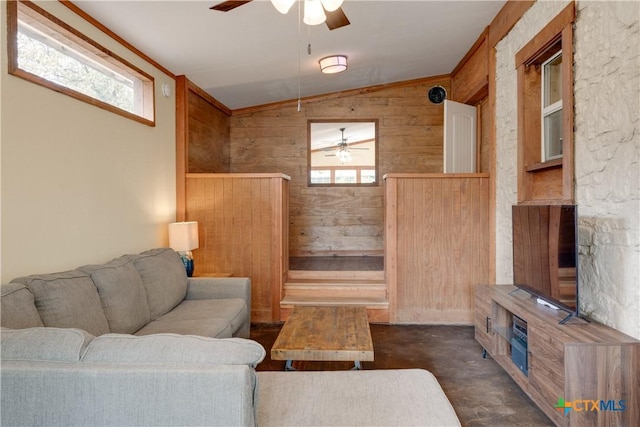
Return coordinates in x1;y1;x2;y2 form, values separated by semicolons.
0;247;461;426
1;248;250;338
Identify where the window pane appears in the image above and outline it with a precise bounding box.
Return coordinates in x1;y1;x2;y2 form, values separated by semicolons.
361;170;376;183
9;1;155;124
311;170;331;184
335;170;356;184
543;53;562;107
544;109;563;160
17;25;136;113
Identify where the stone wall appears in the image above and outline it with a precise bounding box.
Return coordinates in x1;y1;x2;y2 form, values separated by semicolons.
494;0;639;339
494;0;571;283
573;1;640;339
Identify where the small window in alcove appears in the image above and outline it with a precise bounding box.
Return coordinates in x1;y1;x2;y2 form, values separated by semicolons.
542;51;563;161
308;120;379;187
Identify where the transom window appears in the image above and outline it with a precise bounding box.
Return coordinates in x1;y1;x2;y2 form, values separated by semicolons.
7;0;155;126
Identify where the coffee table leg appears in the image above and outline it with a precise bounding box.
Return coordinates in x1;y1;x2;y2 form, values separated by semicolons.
352;361;362;370
285;360;296;371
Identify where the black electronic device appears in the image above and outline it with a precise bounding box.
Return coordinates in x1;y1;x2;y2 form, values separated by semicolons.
511;336;528;376
512;314;528;342
512;204;579;324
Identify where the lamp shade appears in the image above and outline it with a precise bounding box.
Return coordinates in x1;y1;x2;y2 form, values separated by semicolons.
271;0;296;14
303;0;326;26
320;0;344;12
319;55;348;74
168;222;199;252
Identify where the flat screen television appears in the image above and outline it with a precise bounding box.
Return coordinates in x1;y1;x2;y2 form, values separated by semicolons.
512;204;579;323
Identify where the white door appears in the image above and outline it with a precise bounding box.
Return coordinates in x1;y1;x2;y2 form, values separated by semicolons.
444;100;477;173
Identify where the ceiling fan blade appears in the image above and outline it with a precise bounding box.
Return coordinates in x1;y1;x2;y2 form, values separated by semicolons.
325;7;350;30
210;0;252;12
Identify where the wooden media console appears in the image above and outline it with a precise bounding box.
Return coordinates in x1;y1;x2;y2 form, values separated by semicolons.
475;285;639;426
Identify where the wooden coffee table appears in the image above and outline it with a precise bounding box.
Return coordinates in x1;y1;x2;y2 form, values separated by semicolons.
271;305;374;370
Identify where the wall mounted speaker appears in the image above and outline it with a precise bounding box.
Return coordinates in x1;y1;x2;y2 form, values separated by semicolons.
428;86;447;104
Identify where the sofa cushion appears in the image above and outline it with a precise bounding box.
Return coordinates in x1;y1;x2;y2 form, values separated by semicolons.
1;327;95;362
12;271;110;336
257;369;461;426
133;248;187;321
82;334;266;368
134;318;233;338
79;255;151;334
153;299;248;335
1;283;44;329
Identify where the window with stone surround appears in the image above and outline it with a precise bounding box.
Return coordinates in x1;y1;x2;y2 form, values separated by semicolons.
515;3;575;203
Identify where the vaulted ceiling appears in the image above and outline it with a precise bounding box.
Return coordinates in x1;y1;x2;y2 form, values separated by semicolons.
74;0;506;110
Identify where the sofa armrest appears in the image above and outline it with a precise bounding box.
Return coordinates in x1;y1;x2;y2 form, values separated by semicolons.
186;277;251;302
186;278;251;329
1;362;257;427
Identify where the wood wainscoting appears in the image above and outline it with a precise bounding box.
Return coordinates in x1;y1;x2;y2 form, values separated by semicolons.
185;173;290;323
385;173;490;324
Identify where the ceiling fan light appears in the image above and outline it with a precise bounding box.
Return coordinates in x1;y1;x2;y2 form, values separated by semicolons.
271;0;296;14
319;55;348;74
303;0;327;26
320;0;344;12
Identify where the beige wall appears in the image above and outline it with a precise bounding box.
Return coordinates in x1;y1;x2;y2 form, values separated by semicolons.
0;1;177;282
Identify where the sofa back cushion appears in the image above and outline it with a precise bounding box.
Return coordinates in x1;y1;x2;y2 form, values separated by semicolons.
1;327;95;362
1;283;44;329
82;334;266;368
79;256;151;334
12;271;110;336
133;248;187;320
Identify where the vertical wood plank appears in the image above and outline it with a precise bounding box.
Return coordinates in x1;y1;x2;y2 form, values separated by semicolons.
384;176;398;322
186;174;289;322
387;174;490;324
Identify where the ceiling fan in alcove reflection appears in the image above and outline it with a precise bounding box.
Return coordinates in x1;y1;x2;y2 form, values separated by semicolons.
210;0;351;31
322;127;370;162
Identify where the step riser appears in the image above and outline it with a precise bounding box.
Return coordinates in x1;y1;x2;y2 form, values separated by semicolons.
287;270;384;281
285;282;386;288
284;288;387;300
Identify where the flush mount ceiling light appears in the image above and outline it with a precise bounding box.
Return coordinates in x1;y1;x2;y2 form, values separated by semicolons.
319;55;348;74
271;0;344;26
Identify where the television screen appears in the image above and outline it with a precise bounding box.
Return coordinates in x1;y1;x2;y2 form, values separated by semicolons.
512;204;578;317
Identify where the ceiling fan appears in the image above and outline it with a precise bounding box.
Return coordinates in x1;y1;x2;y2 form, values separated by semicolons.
322;128;370;151
210;0;350;31
322;128;370;163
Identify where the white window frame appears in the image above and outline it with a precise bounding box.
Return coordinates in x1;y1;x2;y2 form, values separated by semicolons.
541;50;563;161
8;0;155;126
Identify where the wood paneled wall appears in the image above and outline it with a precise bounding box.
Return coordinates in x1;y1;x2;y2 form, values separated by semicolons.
385;173;490;324
176;76;232;220
230;76;450;257
451;28;489;105
187;90;230;173
185;173;289;322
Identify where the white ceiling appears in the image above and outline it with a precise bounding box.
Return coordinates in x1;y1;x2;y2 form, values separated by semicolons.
74;0;506;110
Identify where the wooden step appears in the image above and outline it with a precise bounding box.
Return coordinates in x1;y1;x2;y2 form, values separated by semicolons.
280;295;389;309
284;279;386;299
281;270;389;322
287;270;384;281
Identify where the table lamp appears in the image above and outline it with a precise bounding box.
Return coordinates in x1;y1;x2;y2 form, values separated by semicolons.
168;221;199;277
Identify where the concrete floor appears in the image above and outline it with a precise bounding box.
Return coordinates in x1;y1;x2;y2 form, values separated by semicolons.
251;323;554;427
